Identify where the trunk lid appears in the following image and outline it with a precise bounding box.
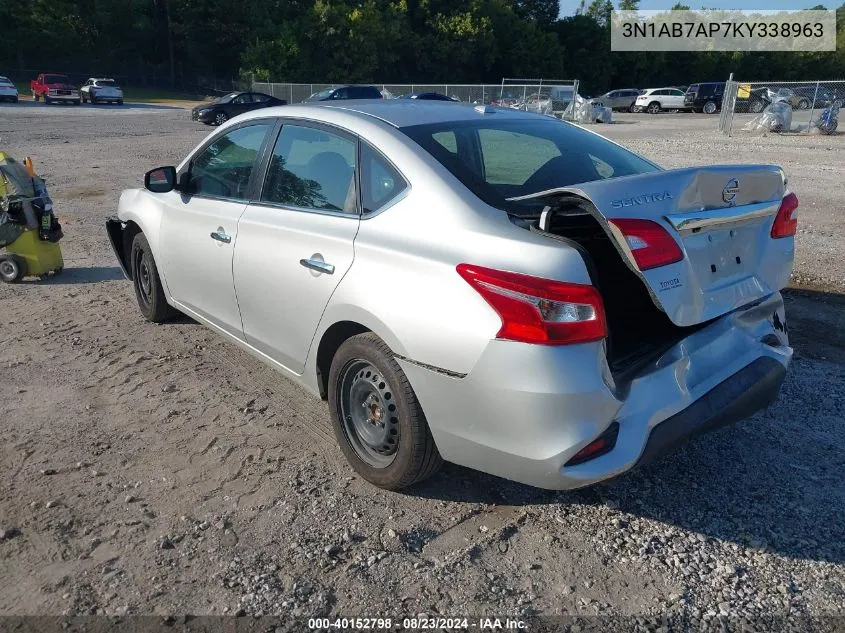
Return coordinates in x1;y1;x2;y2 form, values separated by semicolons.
509;165;793;327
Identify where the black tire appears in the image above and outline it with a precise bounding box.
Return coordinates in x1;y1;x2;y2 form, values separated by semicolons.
89;94;97;104
214;111;228;126
44;95;51;104
130;232;178;323
798;98;810;110
117;100;123;106
73;99;81;105
328;332;443;490
32;92;39;102
703;100;718;114
647;101;661;114
628;104;637;113
0;255;26;283
750;100;764;114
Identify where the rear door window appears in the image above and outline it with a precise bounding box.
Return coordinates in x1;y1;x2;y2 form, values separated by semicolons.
261;124;358;214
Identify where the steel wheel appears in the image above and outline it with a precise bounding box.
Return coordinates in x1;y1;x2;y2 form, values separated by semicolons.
214;112;228;126
338;359;400;468
133;246;153;311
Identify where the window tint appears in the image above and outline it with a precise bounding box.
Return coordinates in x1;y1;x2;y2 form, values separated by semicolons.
352;86;382;99
401;118;658;215
670;89;684;96
262;124;357;214
362;143;408;213
479;129;560;186
433;131;457;154
189;123;271;199
252;93;270;103
232;94;252;104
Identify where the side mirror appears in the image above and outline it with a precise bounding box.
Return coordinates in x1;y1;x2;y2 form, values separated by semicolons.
144;166;176;193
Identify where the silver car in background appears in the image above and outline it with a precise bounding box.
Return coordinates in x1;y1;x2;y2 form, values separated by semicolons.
106;101;796;491
0;76;19;103
79;78;124;105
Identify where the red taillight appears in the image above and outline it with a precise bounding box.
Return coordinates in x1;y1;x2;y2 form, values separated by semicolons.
771;192;798;238
608;218;683;271
456;264;607;345
565;422;620;466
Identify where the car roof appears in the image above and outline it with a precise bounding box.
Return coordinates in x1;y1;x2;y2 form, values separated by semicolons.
236;99;543;128
90;77;116;81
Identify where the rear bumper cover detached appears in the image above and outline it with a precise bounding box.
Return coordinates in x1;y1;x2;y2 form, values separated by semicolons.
399;292;791;490
635;356;785;467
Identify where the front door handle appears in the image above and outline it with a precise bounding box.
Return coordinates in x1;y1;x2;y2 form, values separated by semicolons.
300;258;335;275
210;230;231;244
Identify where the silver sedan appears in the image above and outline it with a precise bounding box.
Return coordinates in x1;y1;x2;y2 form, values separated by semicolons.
107;101;796;490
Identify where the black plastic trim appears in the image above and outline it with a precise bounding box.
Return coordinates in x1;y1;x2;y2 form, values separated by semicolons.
636;357;786;467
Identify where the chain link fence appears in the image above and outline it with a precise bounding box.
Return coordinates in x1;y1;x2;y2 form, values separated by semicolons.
719;79;845;136
252;80;581;119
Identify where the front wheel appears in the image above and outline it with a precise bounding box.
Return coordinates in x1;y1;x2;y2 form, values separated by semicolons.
703;100;718;114
798;98;810;110
750;100;764;114
130;233;178;323
647;101;661;114
214;112;228;126
328;333;442;490
0;255;26;283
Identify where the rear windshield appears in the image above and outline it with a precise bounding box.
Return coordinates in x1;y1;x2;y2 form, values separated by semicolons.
96;80;118;87
44;75;70;84
0;77;12;86
401;117;658;216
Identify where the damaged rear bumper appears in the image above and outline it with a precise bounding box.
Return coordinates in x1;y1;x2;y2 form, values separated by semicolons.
398;292;791;490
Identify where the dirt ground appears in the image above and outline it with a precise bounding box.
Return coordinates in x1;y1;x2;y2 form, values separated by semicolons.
0;103;843;627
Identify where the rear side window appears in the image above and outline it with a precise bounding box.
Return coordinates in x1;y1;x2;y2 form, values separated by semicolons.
361;143;408;213
189;123;271;199
401;118;658;215
261;124;358;214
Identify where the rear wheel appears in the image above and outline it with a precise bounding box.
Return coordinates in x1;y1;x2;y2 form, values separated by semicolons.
0;255;26;283
44;95;51;104
328;333;442;490
750;100;764;114
130;233;178;323
703;100;718;114
628;104;637;113
798;98;810;110
647;101;661;114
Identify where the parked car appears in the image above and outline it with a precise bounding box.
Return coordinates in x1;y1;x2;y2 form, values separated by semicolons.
0;76;18;102
191;92;287;126
79;78;124;105
401;92;458;101
107;101;795;491
683;82;725;114
591;89;640;112
634;87;688;113
306;85;383;101
790;85;836;109
31;73;80;104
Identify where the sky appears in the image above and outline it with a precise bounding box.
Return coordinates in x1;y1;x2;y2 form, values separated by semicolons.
558;0;839;15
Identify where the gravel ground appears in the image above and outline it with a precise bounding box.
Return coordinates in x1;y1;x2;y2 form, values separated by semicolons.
0;103;843;628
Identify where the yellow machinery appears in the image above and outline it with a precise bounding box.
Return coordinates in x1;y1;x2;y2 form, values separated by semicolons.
0;152;64;283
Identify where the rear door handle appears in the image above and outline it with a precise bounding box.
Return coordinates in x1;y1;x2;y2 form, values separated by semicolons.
210;230;231;244
300;258;335;275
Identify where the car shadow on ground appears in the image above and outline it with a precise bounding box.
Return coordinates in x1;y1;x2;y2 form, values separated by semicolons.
32;265;126;284
406;286;845;565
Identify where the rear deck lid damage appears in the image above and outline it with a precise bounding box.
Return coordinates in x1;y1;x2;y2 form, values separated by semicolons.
509;165;794;327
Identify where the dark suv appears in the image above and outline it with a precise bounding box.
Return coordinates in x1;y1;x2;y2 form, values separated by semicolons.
684;82;725;114
307;85;383;101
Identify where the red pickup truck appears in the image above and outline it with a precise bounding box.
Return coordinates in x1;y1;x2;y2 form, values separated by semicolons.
31;73;80;105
